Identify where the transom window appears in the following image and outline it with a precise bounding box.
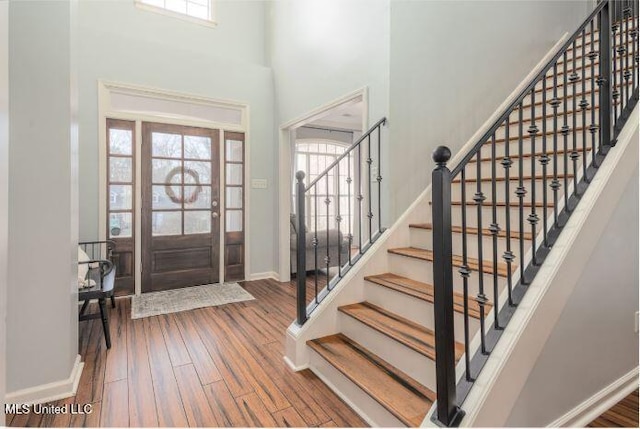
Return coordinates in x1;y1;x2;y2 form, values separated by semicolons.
136;0;214;23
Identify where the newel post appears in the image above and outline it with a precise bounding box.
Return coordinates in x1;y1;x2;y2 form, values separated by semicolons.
295;171;308;326
431;146;464;426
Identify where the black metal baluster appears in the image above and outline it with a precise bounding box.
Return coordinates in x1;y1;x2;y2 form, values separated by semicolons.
459;167;472;381
632;1;638;102
580;29;589;181
540;75;550;247
613;11;620;126
502;115;515;307
367;134;373;243
295;171;307;325
336;162;342;277
599;3;612;148
357;145;363;253
517;102;527;283
570;41;580;194
588;19;598;167
325;175;331;289
475;149;488;354
624;5;632;106
490;133;500;329
619;5;627;111
377;125;382;234
528;89;539;265
314;184;319;303
347;152;353;266
550;63;561;226
562;50;570;212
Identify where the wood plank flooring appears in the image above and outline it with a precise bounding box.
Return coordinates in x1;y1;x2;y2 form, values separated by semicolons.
588;389;639;428
5;278;367;428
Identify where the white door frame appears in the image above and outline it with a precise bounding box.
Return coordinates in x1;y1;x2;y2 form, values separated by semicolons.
98;81;250;294
0;1;9;421
277;87;369;282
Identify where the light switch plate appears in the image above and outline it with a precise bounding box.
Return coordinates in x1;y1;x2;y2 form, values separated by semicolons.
251;179;268;189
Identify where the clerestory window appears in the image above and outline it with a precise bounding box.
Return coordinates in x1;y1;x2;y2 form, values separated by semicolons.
136;0;215;25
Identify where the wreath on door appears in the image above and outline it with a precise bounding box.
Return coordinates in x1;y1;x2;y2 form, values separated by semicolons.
164;166;203;204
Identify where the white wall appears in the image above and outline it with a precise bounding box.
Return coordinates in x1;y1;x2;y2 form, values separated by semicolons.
505;167;639;427
0;0;9;422
268;0;390;126
76;0;277;276
388;0;593;220
7;0;79;393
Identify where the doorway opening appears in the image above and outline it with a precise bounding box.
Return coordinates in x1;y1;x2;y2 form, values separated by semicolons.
278;89;367;282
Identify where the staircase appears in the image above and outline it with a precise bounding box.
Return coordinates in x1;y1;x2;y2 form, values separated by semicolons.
291;2;639;427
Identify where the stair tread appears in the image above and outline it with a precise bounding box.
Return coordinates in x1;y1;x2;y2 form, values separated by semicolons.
307;333;435;427
388;246;511;277
338;302;465;361
409;222;533;240
364;273;490;319
453;173;574;183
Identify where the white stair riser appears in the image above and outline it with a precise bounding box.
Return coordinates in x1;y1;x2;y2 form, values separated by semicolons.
364;281;480;343
448;203;546;233
308;348;406;427
482;135;593;158
387;252;511;299
468;152;592;177
495;112;599;137
452;179;568;201
410;227;527;262
339;312;437;391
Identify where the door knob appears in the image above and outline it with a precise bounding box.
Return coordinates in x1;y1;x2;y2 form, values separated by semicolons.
212;212;219;218
212;201;218;207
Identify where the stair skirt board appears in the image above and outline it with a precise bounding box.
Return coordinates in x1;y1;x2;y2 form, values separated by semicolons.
547;367;640;428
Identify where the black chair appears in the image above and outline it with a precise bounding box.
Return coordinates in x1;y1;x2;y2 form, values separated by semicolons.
78;240;116;349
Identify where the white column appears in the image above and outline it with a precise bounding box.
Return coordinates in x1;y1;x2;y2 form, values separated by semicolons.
6;0;80;400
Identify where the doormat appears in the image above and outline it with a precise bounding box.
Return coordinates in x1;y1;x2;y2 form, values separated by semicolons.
131;282;255;319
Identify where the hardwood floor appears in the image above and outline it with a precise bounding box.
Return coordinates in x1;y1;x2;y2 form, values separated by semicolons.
588;390;639;428
6;278;367;428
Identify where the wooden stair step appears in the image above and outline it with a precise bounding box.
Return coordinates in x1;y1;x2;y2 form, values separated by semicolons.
388;247;511;277
338;302;465;361
428;200;553;208
453;173;574;183
364;273;490;319
409;222;533;240
307;333;435;427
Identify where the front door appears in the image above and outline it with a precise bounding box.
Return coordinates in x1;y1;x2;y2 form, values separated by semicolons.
141;122;220;292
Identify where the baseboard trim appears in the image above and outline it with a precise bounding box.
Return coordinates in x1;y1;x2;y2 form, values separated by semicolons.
5;355;84;405
249;271;280;281
547;367;639;427
284;355;308;372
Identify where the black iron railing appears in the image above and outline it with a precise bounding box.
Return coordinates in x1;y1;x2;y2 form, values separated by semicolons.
294;117;387;325
431;1;638;425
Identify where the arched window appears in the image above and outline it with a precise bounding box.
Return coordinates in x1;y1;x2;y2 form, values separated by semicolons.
294;139;355;232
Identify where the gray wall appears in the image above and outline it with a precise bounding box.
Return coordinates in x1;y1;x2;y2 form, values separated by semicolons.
505;166;640;427
7;0;79;392
388;0;593;220
77;0;277;275
0;0;8;420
